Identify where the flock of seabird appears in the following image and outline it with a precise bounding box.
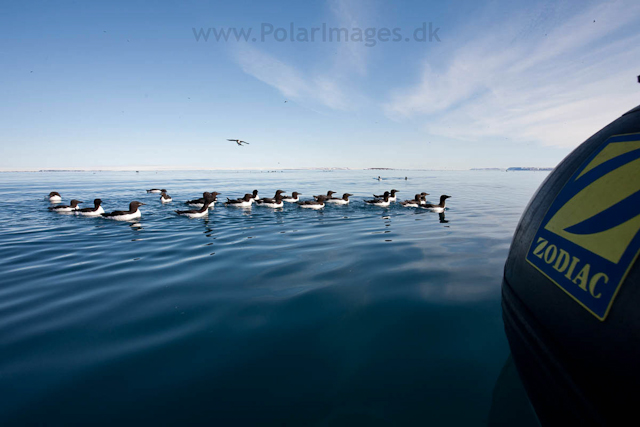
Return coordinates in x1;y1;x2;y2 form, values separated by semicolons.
46;189;451;221
48;140;452;220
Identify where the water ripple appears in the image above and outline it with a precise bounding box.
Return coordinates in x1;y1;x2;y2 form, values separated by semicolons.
0;169;547;425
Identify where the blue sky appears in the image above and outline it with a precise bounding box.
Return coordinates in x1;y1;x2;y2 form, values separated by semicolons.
2;0;639;170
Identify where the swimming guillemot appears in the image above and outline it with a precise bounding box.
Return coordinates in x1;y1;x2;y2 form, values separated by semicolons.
176;193;215;218
146;189;165;194
365;192;391;207
225;194;253;207
256;194;285;208
186;192;219;209
48;199;83;212
160;191;172;203
313;190;337;201
249;190;259;200
257;190;285;202
102;201;145;220
76;199;105;216
401;194;425;207
374;189;398;202
282;192;302;203
325;193;353;205
298;195;327;209
419;192;430;205
48;192;62;202
422;195;451;213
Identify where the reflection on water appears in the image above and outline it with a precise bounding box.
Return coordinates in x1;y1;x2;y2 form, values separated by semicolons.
0;169;548;426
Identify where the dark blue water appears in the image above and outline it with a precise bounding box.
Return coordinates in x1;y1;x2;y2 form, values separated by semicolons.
0;170;548;425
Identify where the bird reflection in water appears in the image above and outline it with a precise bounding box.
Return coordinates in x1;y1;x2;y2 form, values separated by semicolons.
383;215;392;240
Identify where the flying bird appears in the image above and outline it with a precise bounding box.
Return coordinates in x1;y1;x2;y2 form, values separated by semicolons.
227;139;249;146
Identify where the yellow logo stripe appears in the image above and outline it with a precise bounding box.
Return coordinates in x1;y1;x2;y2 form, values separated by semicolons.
576;139;640;179
544;157;640;264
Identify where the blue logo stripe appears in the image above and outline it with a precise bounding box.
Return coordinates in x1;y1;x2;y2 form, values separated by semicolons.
564;190;640;235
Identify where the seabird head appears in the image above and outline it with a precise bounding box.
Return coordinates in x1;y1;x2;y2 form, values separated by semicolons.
275;190;286;195
343;193;353;200
130;201;146;210
49;191;61;197
93;199;102;207
70;200;83;208
326;191;336;196
390;189;399;195
291;192;301;197
252;190;259;197
440;195;451;201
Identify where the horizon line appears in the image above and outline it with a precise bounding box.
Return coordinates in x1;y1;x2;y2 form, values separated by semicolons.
0;166;555;173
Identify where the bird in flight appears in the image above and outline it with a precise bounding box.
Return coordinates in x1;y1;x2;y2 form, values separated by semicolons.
227;139;249;146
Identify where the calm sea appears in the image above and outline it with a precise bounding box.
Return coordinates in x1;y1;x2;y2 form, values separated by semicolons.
0;169;548;426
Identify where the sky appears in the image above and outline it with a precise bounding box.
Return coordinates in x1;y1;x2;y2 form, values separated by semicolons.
1;0;639;171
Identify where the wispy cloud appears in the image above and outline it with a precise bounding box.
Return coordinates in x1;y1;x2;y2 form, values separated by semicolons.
232;0;370;111
384;0;640;148
328;0;370;75
234;45;350;110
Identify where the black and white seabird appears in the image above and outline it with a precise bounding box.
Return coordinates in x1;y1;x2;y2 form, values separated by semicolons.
176;193;215;218
282;192;302;203
325;193;353;205
314;191;336;201
48;199;83;212
160;191;172;203
422;195;451;213
76;199;104;216
365;192;391;207
256;194;285;208
374;189;399;202
186;192;219;209
257;189;285;202
325;191;337;199
227;139;249;146
48;191;62;202
401;194;425;207
230;190;258;204
102;201;146;220
419;192;430;205
225;194;253;207
146;188;165;194
298;195;327;209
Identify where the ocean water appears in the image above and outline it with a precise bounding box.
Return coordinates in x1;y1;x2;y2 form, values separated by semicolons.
0;169;549;426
